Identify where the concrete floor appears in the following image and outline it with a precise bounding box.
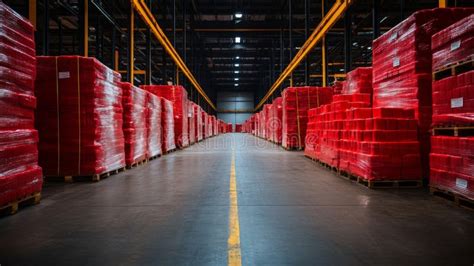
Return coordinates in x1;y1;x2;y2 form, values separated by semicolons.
0;133;473;265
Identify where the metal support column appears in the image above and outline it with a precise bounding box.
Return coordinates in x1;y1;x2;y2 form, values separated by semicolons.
322;0;328;86
112;28;116;69
57;18;62;54
128;6;135;84
173;0;176;82
42;0;49;55
344;6;352;73
439;0;447;7
288;0;293;86
145;0;153;85
372;0;380;39
28;0;37;29
183;0;187;88
96;16;102;61
304;0;309;85
400;0;404;21
78;0;88;57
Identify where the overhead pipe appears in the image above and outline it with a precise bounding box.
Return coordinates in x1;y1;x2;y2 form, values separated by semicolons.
130;0;216;110
255;0;352;111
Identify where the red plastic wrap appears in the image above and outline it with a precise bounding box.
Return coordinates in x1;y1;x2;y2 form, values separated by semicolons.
430;136;474;200
188;101;196;144
147;93;162;157
342;67;373;95
432;70;474;125
432;14;474;71
0;3;42;206
142;85;189;148
36;56;125;176
161;97;176;152
202;112;209;139
282;86;334;149
268;97;283;143
213;116;218;136
121;82;148;165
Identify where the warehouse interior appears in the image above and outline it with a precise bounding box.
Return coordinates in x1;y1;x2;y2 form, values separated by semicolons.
0;0;473;265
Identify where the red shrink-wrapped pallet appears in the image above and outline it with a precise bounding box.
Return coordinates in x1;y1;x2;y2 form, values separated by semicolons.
269;97;283;144
147;93;162;157
342;67;373;95
142;85;189;148
160;98;176;152
372;8;474;178
193;104;203;141
430;136;473;200
235;124;242;133
282;86;333;149
213;116;218;136
263;104;272;140
188;101;196;145
202;112;209;139
432;14;474;72
0;2;43;207
121;82;148;166
36;56;125;177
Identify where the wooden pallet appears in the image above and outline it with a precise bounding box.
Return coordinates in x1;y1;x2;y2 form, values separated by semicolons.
0;192;41;216
45;167;126;183
282;146;304;151
148;153;162;161
357;177;422;189
433;57;474;81
163;148;177;155
432;126;474;137
338;170;358;182
126;158;149;169
430;186;474;210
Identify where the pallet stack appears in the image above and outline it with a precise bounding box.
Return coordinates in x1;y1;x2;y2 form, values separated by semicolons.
147;92;163;158
161;98;176;153
269;97;283;144
188;101;196;145
281;86;333;150
0;3;42;213
121;82;148;166
36;56;125;181
341;67;373;95
372;8;474;179
429;14;474;204
193;103;203;142
142;85;189;148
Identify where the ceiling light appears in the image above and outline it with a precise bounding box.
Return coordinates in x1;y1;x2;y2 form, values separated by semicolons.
234;84;239;87
234;78;239;81
235;12;243;19
234;71;240;74
234;63;240;67
380;16;388;23
236;56;240;59
235;37;241;43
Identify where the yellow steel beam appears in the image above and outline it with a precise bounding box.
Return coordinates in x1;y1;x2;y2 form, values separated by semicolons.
255;0;353;111
114;50;119;71
130;7;135;85
28;0;36;29
130;0;216;110
119;70;145;75
309;73;346;78
84;0;88;57
439;0;447;7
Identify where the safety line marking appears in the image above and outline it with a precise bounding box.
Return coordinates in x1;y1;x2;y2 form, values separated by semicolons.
228;148;242;266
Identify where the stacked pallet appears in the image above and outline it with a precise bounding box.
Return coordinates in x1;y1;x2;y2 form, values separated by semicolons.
121;82;148;166
142;85;189;148
188;101;196;145
147;93;162;158
372;8;474;178
263;104;272;140
282;86;333;150
341;67;373;95
269;97;283;144
0;3;42;211
430;14;474;203
193;103;203;142
161;98;176;153
36;56;125;180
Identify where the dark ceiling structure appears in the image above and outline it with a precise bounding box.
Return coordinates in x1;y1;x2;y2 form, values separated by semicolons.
5;0;474;112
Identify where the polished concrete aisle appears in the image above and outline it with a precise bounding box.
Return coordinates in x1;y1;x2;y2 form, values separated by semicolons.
0;134;473;265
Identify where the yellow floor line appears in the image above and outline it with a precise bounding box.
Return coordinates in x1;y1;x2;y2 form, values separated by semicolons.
228;149;242;266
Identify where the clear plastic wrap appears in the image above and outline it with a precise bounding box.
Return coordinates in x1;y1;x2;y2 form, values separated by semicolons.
160;97;176;152
188;101;196;144
430;136;474;200
147;93;162;157
432;14;474;71
193;104;203;141
121;82;148;165
282;86;334;149
342;67;373;95
432;70;474;126
142;85;189;148
36;56;125;176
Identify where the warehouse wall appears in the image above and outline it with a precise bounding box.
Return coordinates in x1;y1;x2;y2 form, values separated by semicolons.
216;91;253;125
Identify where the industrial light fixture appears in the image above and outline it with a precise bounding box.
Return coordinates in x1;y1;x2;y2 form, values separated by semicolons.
380;16;388;23
234;78;239;81
234;63;240;67
236;56;240;59
235;12;243;19
235;36;241;43
234;84;239;87
234;70;240;74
